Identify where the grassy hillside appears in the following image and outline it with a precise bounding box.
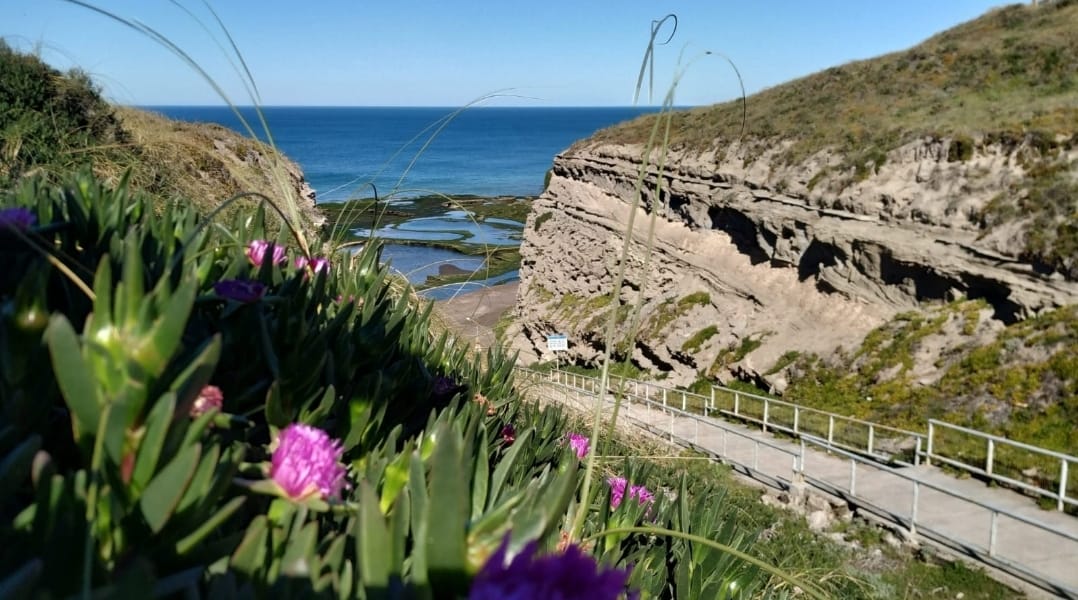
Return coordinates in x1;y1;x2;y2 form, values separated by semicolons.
584;1;1078;278
588;1;1077;158
0;41;322;238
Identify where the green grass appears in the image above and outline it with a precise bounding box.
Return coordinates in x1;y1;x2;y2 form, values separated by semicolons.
682;325;719;353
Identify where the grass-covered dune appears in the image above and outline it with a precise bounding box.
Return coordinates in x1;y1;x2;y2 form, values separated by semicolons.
583;0;1078;279
0;41;323;240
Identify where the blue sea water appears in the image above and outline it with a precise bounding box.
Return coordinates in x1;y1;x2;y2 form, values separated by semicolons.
148;106;656;203
149;106;655;293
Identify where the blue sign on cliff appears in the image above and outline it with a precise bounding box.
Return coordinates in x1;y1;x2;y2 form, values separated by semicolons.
546;334;568;351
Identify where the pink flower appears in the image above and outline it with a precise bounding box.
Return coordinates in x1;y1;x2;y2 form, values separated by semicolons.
567;433;590;459
295;255;330;274
246;240;287;267
190;385;224;417
270;424;348;501
607;477;654;510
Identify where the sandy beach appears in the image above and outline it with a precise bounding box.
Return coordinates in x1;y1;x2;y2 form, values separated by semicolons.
433;281;519;351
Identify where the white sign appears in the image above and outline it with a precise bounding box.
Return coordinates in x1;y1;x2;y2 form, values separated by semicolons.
546;333;568;351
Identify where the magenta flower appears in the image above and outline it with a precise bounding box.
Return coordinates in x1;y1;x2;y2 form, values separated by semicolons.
270;424;348;501
0;207;36;230
567;432;590;459
607;477;654;510
295;255;330;274
470;536;636;600
246;239;287;267
213;279;266;303
190;385;224;417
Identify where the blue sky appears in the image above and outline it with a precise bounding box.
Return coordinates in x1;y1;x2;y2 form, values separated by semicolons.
3;1;1009;107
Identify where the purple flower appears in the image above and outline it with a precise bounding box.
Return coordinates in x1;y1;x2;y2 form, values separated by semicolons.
500;424;516;445
295;255;331;274
213;279;266;303
246;240;287;267
270;424;348;501
607;477;654;510
190;385;223;417
608;476;628;509
470;536;635;600
567;432;590;459
0;207;36;230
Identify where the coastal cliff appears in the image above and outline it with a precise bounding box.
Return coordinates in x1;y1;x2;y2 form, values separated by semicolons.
509;2;1078;411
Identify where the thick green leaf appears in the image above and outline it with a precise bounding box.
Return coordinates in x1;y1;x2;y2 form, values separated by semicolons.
487;428;531;509
279;520;318;579
0;434;41;503
175;496;246;555
44;315;100;445
358;481;391;593
425;423;468;593
139;442;201;533
135;276;195;375
130;393;176;493
175;443;220;515
230;515;269;578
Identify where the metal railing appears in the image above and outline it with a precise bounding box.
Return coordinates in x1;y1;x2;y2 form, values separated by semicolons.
548;369;925;465
515;367;1078;598
539;368;1078;513
926;419;1078;512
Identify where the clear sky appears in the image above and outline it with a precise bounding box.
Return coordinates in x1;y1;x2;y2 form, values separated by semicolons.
2;0;1010;107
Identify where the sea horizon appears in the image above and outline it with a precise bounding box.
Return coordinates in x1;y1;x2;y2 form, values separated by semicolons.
153;105;661;202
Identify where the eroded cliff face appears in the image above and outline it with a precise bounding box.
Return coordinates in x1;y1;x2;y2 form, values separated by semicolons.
510;139;1078;388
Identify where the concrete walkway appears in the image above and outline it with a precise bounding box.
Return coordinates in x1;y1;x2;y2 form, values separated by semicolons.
522;374;1078;599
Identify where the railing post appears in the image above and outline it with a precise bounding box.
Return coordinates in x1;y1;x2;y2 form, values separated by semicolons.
988;512;998;557
722;428;728;457
926;422;934;466
799;439;806;474
662;389;667;409
827;415;835;450
694;419;699;445
681;391;687;412
986;439;995;476
793;406;800;434
849;459;857;495
762;399;769;432
868;425;875;455
669;410;675;442
710;387;715;413
914;437;922;466
753;440;759;471
910;481;919;536
1060;459;1069;512
734;392;740;415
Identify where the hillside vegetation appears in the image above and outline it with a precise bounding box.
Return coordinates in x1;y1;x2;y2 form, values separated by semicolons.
0;41;322;238
585;1;1078;278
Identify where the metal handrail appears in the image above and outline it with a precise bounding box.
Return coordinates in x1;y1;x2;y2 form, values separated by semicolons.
926;420;1077;511
515;368;1078;596
532;367;1077;512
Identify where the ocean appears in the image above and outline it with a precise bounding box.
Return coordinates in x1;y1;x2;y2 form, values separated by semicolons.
148;106;657;297
148;106;657;203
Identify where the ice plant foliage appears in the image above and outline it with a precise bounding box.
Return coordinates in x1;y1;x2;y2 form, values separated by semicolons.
567;432;590;459
246;239;287;267
469;537;636;600
269;424;348;501
0;207;36;230
213;279;266;303
190;385;224;417
607;476;655;510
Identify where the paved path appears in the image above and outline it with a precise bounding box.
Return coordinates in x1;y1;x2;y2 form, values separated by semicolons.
520;373;1078;599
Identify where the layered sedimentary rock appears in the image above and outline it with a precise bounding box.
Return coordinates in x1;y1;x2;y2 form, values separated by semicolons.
511;139;1078;388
